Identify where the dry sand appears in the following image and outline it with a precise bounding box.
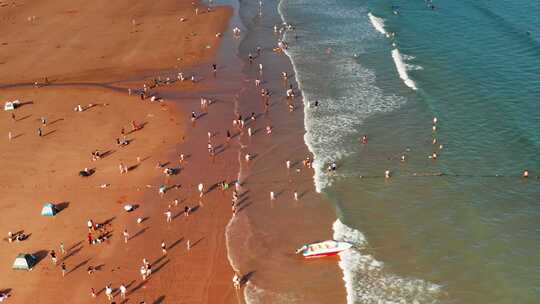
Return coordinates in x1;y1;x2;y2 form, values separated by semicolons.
0;0;239;303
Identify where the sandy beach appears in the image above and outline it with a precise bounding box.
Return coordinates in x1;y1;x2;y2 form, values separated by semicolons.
0;0;240;303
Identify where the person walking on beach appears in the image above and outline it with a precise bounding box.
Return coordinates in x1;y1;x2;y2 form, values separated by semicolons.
233;273;241;289
226;130;231;144
212;64;217;76
119;163;126;174
61;262;67;277
143;258;149;268
184;206;190;217
87;219;95;231
270;191;275;200
105;284;113;300
159;185;167;198
146;263;152;277
140;265;147;280
91;288;97;298
119;284;127;299
198;183;204;197
161;241;167;255
60;242;65;255
50;250;57;265
8;131;12;141
165;210;172;223
37;127;42;137
123;229;129;243
191;111;197;126
294;191;299;201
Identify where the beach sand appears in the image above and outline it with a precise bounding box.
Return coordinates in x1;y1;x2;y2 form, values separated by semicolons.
0;0;230;83
0;0;240;303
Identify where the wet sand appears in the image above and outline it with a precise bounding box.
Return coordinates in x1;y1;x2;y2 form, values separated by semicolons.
0;0;240;303
222;1;347;303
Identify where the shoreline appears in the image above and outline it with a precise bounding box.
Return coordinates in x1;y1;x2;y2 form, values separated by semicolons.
221;0;347;303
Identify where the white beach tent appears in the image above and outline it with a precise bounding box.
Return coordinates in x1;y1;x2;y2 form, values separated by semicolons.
41;203;57;216
12;253;37;270
4;100;20;111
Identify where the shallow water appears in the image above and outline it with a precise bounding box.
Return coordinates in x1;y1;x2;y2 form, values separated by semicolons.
279;0;540;303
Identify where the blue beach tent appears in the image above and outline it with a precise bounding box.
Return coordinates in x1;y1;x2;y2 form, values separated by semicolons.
41;203;56;216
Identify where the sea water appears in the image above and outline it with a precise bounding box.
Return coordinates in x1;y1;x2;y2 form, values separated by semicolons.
278;0;540;303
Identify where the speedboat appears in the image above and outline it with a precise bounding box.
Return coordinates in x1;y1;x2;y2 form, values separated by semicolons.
295;240;352;258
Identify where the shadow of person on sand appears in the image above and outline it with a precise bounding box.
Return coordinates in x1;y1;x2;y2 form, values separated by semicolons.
61;244;83;262
42;129;57;137
167;238;184;251
0;288;12;295
130;227;148;241
16;114;32;121
67;258;90;275
152;259;170;275
101;216;116;226
99;149;115;159
241;271;256;285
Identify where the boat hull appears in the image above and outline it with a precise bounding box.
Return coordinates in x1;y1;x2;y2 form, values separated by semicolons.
298;240;352;259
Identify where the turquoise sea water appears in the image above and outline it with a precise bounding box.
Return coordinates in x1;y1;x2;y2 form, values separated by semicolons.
278;0;540;303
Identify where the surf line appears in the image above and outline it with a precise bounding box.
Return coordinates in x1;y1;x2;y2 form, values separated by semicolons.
338;173;540;179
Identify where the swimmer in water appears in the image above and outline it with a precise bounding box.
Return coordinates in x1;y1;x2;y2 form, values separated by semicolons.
522;169;529;178
327;163;337;173
361;135;368;144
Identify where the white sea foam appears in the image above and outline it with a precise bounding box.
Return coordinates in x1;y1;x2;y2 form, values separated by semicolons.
277;4;406;194
333;220;442;304
392;48;418;90
368;13;387;35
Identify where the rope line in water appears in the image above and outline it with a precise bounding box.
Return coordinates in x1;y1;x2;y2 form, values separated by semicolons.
0;172;536;192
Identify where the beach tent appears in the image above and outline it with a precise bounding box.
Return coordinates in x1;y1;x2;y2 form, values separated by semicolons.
41;203;56;216
12;253;37;270
4;100;20;111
